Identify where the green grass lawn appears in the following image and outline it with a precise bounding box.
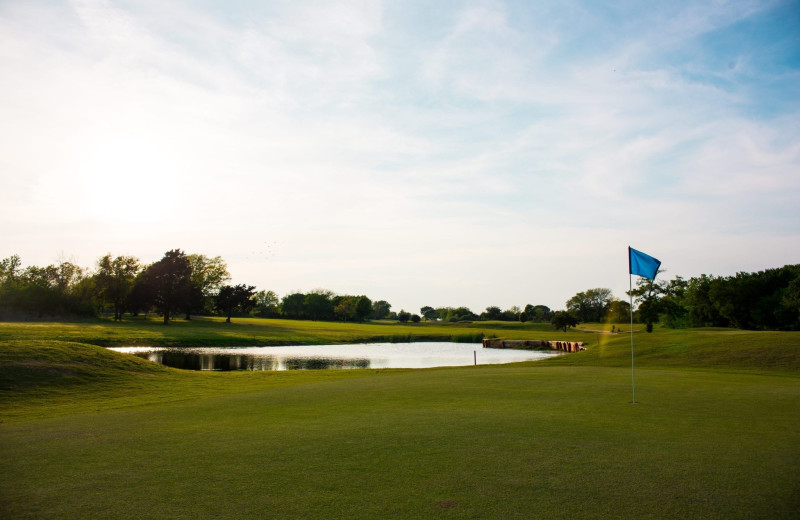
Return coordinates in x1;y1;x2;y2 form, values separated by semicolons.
1;318;799;519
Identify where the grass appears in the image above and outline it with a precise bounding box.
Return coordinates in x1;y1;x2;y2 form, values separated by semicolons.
0;316;561;347
1;318;799;519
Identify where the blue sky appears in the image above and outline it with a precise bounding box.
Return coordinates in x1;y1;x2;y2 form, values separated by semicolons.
1;0;798;313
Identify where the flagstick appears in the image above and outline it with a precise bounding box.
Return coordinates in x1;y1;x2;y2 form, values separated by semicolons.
630;272;636;404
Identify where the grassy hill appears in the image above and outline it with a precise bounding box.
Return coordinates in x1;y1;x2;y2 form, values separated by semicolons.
1;318;798;519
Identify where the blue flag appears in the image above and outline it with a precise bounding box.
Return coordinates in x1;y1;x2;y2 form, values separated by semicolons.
629;247;661;280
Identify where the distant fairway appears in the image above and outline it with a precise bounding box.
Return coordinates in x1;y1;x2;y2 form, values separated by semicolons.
1;319;798;519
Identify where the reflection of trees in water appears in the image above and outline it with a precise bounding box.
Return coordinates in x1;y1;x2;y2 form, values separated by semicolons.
282;357;371;370
135;350;279;371
133;351;369;371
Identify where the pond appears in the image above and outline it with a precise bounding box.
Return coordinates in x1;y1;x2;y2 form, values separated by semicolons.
109;342;562;371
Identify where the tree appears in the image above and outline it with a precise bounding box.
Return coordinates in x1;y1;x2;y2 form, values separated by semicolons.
281;292;306;318
566;288;613;323
185;254;230;319
606;299;631;323
371;300;392;320
0;258;94;318
523;304;553;323
214;284;256;323
142;249;193;324
439;306;477;322
783;275;800;327
334;297;357;321
397;310;411;323
502;306;521;321
551;311;578;332
420;306;437;321
660;276;689;329
481;306;503;321
628;275;663;333
252;290;280;317
95;254;140;321
355;296;372;321
305;290;334;320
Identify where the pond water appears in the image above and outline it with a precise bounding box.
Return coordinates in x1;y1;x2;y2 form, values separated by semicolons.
109;342;561;371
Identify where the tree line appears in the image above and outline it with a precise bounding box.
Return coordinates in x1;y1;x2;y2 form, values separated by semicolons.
559;264;800;332
1;250;798;330
0;250;254;324
0;250;556;325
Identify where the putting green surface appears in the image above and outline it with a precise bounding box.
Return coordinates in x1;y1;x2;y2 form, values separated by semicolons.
1;321;798;519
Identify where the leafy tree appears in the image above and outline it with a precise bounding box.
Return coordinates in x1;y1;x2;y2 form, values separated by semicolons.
141;249;193;324
566;288;613;323
305;290;334;320
281;292;306;319
551;311;578;332
371;300;392;320
684;274;727;327
420;306;438;321
214;284;256;323
334;297;357;321
397;310;411;322
481;306;503;320
659;276;689;328
252;290;280;317
411;314;421;323
502;306;521;321
439;306;477;322
95;254;140;321
628;275;663;332
523;304;553;323
0;255;22;285
0;257;94;318
606;299;631;323
783;275;800;327
127;272;155;317
185;254;230;318
355;296;372;321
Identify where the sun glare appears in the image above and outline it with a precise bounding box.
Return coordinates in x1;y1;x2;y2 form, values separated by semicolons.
77;137;184;223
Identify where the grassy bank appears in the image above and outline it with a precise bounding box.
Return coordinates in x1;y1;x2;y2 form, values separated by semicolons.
0;316;550;347
1;319;799;519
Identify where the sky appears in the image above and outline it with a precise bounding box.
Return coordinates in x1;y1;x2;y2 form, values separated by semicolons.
1;0;799;314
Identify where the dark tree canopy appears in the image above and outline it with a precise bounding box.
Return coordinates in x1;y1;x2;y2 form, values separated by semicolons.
551;310;579;332
566;288;613;323
95;254;140;321
214;284;256;323
140;249;193;324
371;300;392;320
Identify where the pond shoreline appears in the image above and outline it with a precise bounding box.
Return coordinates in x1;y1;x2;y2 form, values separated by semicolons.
109;342;562;371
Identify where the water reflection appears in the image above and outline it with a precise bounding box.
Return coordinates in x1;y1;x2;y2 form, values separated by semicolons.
131;350;371;371
113;342;561;371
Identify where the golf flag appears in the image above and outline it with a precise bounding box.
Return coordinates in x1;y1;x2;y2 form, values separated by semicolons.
629;247;661;280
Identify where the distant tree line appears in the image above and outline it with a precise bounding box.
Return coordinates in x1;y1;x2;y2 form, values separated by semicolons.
416;304;555;324
0;250;389;324
559;264;800;332
0;250;255;324
1;251;798;330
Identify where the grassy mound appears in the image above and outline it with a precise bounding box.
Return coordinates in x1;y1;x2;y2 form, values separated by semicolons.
0;340;168;393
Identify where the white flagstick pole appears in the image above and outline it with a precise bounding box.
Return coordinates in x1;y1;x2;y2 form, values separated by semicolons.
630;271;636;404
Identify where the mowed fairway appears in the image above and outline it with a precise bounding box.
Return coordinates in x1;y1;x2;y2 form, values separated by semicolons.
1;321;799;519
